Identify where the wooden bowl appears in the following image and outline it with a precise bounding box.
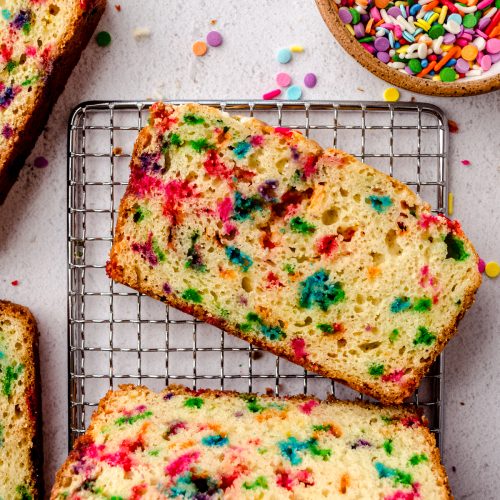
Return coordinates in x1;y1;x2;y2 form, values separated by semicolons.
316;0;500;97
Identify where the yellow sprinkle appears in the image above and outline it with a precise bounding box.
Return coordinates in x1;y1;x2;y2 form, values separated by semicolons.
434;6;442;12
432;75;441;81
438;5;448;23
441;44;453;51
485;261;500;278
415;19;431;31
383;87;400;102
448;192;454;215
428;13;439;24
397;45;409;54
290;45;304;52
345;24;355;36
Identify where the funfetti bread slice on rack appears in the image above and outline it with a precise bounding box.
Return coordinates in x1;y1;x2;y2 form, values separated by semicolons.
107;102;481;404
51;384;452;499
0;0;106;203
0;300;42;499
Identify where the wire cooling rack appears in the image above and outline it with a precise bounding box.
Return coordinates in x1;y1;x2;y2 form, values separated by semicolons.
68;100;448;449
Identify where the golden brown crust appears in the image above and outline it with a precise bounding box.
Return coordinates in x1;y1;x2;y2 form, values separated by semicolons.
0;300;43;498
0;0;106;204
52;384;452;499
107;106;481;405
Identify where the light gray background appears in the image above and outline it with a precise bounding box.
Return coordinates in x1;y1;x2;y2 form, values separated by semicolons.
0;1;499;497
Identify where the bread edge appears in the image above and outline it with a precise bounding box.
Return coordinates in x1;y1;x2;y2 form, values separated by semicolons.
0;300;43;499
51;383;452;499
0;0;106;204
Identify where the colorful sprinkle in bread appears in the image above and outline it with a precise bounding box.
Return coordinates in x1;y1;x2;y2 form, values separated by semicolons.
107;102;481;404
0;300;42;499
51;385;451;499
0;0;105;202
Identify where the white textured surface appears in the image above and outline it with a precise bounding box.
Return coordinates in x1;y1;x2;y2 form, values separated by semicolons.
0;0;499;497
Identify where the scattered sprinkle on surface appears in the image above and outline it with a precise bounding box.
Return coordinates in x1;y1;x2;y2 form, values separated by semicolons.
263;89;281;100
461;159;471;166
448;192;454;216
33;156;48;168
206;30;223;47
383;87;400;102
114;4;121;11
286;85;302;100
448;120;459;133
290;45;304;52
192;40;208;56
304;73;317;88
478;258;486;274
11;280;19;286
276;72;292;87
277;48;292;64
485;261;500;279
96;31;111;47
133;27;151;40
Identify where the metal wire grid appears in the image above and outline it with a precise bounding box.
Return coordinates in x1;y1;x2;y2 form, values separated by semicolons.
68;100;448;449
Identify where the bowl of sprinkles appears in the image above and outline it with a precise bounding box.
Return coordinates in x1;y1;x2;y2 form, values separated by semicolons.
316;0;500;96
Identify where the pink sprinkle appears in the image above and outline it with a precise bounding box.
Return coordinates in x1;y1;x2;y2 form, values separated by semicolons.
276;72;292;87
166;451;200;477
2;124;13;139
25;45;37;57
274;127;293;137
461;159;471;166
217;197;233;222
299;400;319;415
381;369;405;383
263;89;281;100
291;338;308;359
478;258;486;273
370;7;382;21
250;135;264;147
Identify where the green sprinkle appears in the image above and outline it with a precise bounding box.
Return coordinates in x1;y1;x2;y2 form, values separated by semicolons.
96;31;112;47
257;447;268;454
115;410;153;426
413;326;436;346
308;440;332;460
368;363;384;378
428;24;445;40
148;449;160;456
152;238;166;263
317;324;333;333
21;74;40;86
374;462;413;486
133;205;150;223
189;138;214;152
5;61;17;73
182;288;202;303
169;133;183;147
299;270;345;312
290;216;316;235
2;363;24;396
312;424;332;432
439;67;457;83
246;397;265;413
22;22;31;35
413;297;432;312
242;476;268;490
186;231;206;272
462;13;477;28
283;263;295;275
16;485;32;500
225;246;253;272
183;114;205;125
383;439;393;455
444;233;469;261
409;453;428;466
184;397;204;409
246;312;260;322
408;59;422;74
389;329;399;343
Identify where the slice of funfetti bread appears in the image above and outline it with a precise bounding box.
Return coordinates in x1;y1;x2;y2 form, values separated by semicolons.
0;300;42;499
0;0;105;203
107;102;481;404
51;385;451;499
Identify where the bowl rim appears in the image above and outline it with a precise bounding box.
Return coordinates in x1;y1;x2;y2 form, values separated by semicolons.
316;0;500;97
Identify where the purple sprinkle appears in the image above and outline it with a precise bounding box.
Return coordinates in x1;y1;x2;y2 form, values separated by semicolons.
490;52;500;64
463;29;474;36
338;7;352;23
387;6;402;17
443;34;456;44
234;411;244;417
258;179;279;201
163;392;175;400
478;18;491;31
34;156;48;168
206;30;223;47
476;29;488;40
405;66;415;75
455;58;470;74
303;72;317;88
163;282;172;294
374;37;390;52
11;10;30;30
361;14;370;23
1;124;13;139
354;22;365;38
457;25;464;37
352;439;372;449
377;51;391;63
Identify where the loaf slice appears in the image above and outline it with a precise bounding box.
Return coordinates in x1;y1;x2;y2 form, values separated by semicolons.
0;300;42;499
107;102;481;404
0;0;105;203
51;384;451;499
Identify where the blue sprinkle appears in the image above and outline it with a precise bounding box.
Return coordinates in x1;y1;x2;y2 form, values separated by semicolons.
286;85;302;100
400;4;407;17
394;42;401;49
388;31;395;48
413;28;423;36
1;9;11;20
299;269;345;312
421;59;429;68
403;32;415;43
375;462;396;479
278;437;309;465
366;195;393;213
410;4;421;15
233;141;251;159
201;434;229;447
390;297;412;313
424;11;434;21
277;48;292;64
225;246;253;272
445;58;457;67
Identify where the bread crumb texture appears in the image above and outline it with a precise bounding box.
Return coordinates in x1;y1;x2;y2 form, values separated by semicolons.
0;301;38;499
51;385;451;499
0;0;95;151
107;103;481;403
